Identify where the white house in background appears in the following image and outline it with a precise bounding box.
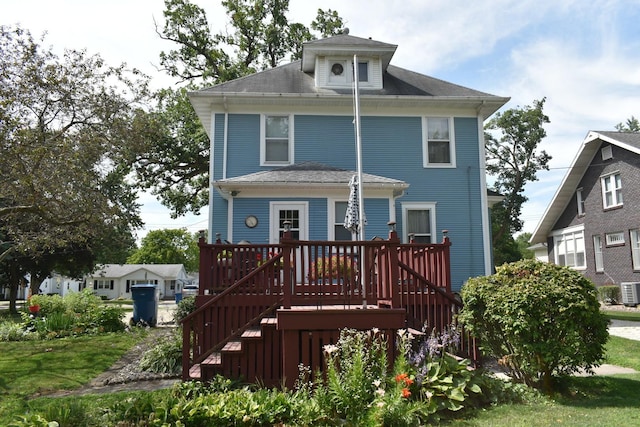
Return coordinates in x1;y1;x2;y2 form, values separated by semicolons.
38;272;83;297
87;264;190;300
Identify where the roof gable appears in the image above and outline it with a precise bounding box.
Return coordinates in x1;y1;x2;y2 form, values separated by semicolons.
531;131;640;243
93;264;186;279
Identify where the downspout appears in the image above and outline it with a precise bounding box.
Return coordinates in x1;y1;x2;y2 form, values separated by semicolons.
208;112;216;243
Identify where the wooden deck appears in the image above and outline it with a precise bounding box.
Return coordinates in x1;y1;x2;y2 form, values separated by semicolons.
182;228;476;387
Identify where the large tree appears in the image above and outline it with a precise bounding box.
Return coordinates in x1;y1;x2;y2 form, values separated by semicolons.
127;228;199;272
485;98;551;250
0;26;149;309
132;0;345;216
615;115;640;132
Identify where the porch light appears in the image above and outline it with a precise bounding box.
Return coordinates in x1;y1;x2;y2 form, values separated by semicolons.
387;221;396;232
283;220;292;232
442;229;448;238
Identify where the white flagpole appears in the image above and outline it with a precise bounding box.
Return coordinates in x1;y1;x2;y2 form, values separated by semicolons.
353;54;367;308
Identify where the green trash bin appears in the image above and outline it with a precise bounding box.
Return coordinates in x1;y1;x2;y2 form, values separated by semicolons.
131;284;159;326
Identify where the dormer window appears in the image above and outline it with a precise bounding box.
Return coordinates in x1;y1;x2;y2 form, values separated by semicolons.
319;57;380;89
357;61;369;82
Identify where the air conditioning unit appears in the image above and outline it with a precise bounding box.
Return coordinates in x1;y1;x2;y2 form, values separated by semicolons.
620;282;640;306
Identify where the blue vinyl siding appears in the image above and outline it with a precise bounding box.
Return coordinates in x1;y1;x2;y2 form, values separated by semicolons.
212;113;486;290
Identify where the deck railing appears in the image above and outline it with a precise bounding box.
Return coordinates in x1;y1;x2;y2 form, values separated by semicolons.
182;230;476;380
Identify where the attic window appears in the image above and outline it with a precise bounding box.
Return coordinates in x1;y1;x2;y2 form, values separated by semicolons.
331;63;344;76
357;61;369;82
601;145;613;161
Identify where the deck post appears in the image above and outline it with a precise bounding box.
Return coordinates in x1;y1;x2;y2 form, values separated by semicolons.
198;230;210;296
387;222;401;308
442;230;452;293
281;224;293;309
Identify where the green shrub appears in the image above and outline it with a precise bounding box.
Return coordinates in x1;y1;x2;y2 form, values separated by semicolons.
598;285;621;304
29;293;65;315
0;321;33;341
174;295;196;324
459;259;609;393
139;330;183;374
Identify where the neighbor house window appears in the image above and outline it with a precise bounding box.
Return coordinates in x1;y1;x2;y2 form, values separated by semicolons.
93;280;113;290
601;172;622;209
630;229;640;270
261;115;293;165
423;117;454;167
553;227;585;269
576;188;585;216
333;201;353;241
593;235;604;273
605;232;625;246
402;202;437;243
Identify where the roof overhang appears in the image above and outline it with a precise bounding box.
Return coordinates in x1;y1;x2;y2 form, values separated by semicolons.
188;91;509;137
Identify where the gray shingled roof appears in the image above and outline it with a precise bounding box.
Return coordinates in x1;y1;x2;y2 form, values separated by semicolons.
301;33;397;71
197;61;496;98
531;131;640;243
92;264;185;279
215;161;408;189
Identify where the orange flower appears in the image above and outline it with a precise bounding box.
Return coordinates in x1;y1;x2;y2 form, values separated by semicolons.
404;377;414;387
401;388;411;398
395;373;408;383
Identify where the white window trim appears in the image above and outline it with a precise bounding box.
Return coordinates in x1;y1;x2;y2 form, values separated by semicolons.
601;172;622;209
593;235;604;273
422;117;456;168
401;202;437;244
630;229;640;270
576;188;585;216
328;198;354;241
260;114;294;166
605;231;625;246
552;225;586;270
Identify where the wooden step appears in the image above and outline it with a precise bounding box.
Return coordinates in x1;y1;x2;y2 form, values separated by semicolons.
222;341;242;353
241;328;262;339
202;352;222;366
261;317;277;327
189;364;201;379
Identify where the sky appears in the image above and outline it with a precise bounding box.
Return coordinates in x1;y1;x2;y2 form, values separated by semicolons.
4;0;640;241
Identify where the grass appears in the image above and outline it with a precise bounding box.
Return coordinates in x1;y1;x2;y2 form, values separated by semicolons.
445;336;640;427
0;329;148;426
602;308;640;322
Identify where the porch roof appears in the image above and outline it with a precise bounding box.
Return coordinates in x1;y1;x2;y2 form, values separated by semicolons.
214;162;409;194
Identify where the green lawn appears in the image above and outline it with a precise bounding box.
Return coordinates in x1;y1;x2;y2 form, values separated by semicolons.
602;308;640;322
0;330;147;425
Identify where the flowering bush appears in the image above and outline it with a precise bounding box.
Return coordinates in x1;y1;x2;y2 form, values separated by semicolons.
308;255;355;283
257;251;282;269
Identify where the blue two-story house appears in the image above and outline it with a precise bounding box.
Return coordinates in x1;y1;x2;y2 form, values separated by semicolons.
188;33;509;293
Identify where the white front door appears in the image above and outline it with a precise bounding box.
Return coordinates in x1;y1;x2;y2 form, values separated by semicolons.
269;202;309;243
270;202;309;283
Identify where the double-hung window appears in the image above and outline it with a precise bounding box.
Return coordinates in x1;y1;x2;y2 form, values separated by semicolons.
576;188;585;216
261;115;293;165
630;229;640;270
593;235;604;272
423;117;455;167
553;226;585;269
601;172;622;209
402;202;436;243
333;201;353;241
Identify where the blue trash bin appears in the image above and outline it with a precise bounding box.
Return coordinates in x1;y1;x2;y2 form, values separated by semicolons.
131;284;159;326
175;292;182;303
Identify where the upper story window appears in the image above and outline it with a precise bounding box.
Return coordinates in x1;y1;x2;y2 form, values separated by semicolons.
630;229;640;270
423;117;455;167
402;202;437;243
576;188;585;216
601;172;622;209
357;61;369;82
261;114;293;165
553;226;585;269
605;231;625;246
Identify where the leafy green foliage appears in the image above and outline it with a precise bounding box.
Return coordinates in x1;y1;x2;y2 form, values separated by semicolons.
598;285;621;304
615;115;640;132
127;228;199;271
4;289;125;341
173;295;196;324
485;98;551;245
459;259;609;393
139;330;182;374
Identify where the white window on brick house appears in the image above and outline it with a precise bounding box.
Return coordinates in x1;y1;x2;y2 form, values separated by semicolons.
576;188;585;216
593;235;604;273
630;229;640;270
605;231;625;246
553;226;585;269
601;172;622;209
